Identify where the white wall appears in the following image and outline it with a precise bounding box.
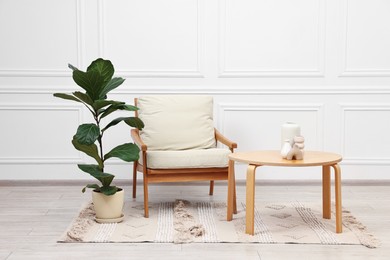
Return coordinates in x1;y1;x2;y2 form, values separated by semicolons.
1;0;389;181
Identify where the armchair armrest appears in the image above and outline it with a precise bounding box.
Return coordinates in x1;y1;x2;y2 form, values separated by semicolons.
131;129;148;152
215;128;237;151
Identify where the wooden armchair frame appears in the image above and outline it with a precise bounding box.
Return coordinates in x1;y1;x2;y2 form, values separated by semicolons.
131;98;237;217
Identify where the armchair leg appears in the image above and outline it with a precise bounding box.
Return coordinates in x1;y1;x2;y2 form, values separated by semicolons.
209;181;214;195
143;173;149;218
132;161;138;199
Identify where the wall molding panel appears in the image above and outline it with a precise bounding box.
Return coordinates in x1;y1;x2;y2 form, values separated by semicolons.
217;102;325;150
218;0;326;78
339;0;390;77
76;0;86;70
0;104;84;164
340;103;390;165
98;0;205;78
0;70;72;78
0;0;83;77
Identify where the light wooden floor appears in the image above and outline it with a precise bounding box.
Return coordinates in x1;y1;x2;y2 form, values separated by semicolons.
0;181;389;260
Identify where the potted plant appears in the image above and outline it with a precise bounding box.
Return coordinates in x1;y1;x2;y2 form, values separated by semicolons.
54;58;144;223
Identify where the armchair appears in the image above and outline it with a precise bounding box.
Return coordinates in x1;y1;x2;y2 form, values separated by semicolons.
131;95;237;217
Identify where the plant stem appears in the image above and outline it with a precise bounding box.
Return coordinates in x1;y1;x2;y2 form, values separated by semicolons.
95;114;104;171
98;136;104;171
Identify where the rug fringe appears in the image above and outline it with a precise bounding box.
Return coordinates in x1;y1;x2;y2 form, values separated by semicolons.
61;202;95;242
173;200;205;243
342;209;381;248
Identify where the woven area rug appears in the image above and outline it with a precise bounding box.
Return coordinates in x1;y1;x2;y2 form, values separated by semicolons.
59;200;379;248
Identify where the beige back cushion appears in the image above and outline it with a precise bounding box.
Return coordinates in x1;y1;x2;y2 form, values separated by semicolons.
137;95;216;151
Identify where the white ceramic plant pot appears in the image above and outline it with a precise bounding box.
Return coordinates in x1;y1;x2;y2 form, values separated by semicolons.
92;189;124;223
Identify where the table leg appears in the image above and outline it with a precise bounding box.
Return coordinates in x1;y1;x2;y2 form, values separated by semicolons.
227;159;235;221
332;164;342;233
233;170;237;214
322;165;331;219
246;165;258;235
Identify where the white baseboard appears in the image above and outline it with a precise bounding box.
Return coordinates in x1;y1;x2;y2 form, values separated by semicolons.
1;179;389;186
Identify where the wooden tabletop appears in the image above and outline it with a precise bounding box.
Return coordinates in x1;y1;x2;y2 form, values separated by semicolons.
229;150;342;167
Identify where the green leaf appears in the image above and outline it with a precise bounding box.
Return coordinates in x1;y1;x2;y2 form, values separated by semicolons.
72;138;103;168
87;58;114;85
104;143;140;162
74;124;100;145
99;103;139;119
100;117;144;131
73;91;93;106
82;184;100;193
99;104;122;119
72;69;105;101
124;117;144;130
101;117;126;132
53;93;82;103
70;59;117;102
93;100;123;111
99;186;118;196
121;104;139;111
68;63;78;71
99;77;125;99
78;164;101;174
77;164;114;187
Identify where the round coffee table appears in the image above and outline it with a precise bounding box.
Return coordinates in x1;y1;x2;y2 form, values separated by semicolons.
227;150;342;235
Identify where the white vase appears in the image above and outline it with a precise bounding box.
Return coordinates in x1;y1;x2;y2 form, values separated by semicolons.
280;140;291;159
92;189;124;223
281;122;301;147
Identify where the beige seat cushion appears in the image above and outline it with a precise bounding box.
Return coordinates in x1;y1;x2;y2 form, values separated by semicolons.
142;148;231;169
137;95;216;150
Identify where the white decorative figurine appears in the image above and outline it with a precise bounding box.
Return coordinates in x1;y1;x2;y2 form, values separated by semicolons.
280;139;292;159
286;136;305;160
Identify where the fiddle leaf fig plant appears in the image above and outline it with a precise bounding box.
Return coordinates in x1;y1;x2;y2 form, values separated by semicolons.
54;58;144;196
